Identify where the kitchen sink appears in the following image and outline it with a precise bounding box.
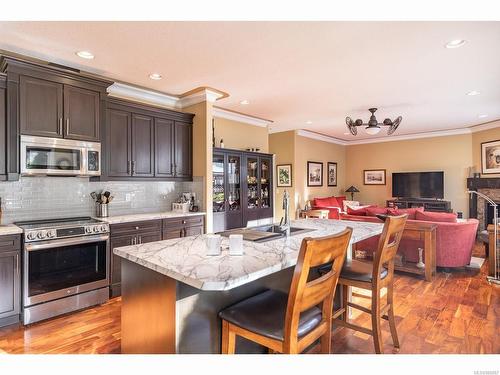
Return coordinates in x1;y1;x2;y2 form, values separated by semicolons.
219;224;315;243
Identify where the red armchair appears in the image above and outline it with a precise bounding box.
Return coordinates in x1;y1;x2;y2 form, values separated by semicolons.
312;196;346;219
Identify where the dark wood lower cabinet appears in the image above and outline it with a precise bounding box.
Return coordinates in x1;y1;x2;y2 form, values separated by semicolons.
109;216;204;297
0;235;21;327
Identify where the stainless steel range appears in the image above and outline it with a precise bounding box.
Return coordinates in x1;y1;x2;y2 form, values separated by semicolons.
15;217;110;324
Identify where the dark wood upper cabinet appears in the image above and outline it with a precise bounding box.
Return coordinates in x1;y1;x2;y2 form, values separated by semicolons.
0;74;6;180
107;109;131;177
104;98;194;181
174;122;192;178
19;75;63;138
63;85;100;141
131;114;154;177
155;118;174;178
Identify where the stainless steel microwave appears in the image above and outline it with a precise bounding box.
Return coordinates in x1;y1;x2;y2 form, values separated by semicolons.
20;135;101;177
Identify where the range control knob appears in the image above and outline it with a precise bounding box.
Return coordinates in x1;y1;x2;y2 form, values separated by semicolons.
26;231;37;241
93;225;100;233
85;226;93;234
37;230;47;239
47;229;56;238
100;225;108;232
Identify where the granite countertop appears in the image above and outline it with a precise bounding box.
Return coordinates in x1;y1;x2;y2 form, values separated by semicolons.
114;219;383;291
0;224;23;236
97;211;206;225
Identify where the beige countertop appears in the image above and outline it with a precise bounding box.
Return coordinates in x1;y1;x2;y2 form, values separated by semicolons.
0;224;23;236
97;211;206;225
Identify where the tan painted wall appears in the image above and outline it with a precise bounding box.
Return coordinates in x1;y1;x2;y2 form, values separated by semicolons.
184;101;214;232
294;135;347;215
471;121;500;178
214;117;269;153
345;134;473;217
269;131;296;220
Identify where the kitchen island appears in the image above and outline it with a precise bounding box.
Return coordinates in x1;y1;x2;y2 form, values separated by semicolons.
114;219;383;354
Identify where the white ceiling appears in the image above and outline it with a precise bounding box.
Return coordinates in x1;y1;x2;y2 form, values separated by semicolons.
0;21;499;140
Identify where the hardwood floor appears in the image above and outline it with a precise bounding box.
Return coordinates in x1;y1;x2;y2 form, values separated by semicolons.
0;244;498;354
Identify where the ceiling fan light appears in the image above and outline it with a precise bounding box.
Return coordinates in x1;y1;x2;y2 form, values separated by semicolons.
365;126;381;135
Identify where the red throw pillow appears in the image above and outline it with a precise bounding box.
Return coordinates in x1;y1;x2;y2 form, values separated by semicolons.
365;207;389;217
314;196;340;208
415;210;457;223
335;196;347;209
387;207;424;220
347;205;371;216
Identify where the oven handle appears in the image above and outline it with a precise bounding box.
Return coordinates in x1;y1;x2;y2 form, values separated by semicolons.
25;234;110;252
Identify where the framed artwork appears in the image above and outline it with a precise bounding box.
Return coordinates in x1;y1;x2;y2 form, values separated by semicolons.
327;162;337;187
307;161;323;187
481;139;500;174
364;169;386;185
276;164;292;187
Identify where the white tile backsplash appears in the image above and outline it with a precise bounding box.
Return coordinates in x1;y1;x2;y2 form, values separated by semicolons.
0;176;203;224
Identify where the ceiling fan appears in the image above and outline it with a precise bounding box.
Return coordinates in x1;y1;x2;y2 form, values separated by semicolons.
346;108;402;136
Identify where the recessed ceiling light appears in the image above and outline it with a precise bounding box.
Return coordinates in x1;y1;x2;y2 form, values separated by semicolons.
240;100;250;105
445;39;466;49
478;114;488;119
149;73;162;80
467;90;481;96
306;120;313;125
75;51;94;59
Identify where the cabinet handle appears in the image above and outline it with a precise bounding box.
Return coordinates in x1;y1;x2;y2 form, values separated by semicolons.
16;253;19;276
135;226;139;230
138;236;142;244
66;118;70;135
132;161;136;175
127;161;131;175
174;164;177;175
59;118;63;135
132;237;136;245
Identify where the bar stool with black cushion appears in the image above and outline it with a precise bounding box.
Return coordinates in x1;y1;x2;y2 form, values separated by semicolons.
219;228;353;354
333;214;407;354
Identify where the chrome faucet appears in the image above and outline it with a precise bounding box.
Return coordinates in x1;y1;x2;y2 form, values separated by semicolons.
279;190;291;236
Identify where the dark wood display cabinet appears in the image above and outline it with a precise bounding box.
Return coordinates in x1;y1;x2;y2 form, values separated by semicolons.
0;235;21;328
0;55;112;181
109;215;204;298
104;98;194;181
213;148;274;233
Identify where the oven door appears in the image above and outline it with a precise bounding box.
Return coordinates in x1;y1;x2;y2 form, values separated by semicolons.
23;234;109;307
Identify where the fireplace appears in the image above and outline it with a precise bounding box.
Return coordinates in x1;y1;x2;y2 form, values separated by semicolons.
467;177;500;231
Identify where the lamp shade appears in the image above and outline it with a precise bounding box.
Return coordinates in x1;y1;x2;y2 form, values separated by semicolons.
345;186;360;193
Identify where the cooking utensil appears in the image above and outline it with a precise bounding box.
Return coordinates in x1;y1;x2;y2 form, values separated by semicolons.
90;192;97;201
107;196;114;203
101;196;107;204
103;191;111;199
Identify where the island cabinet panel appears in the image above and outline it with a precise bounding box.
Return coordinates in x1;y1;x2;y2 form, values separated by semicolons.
0;235;21;327
154;118;174;177
131;114;154;177
103;98;194;181
19;75;64;138
109;220;163;298
63;85;100;141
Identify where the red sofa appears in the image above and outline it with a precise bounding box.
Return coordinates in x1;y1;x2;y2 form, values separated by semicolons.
312;196;347;219
339;208;479;268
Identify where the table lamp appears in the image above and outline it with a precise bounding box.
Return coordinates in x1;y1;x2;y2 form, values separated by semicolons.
345;186;360;201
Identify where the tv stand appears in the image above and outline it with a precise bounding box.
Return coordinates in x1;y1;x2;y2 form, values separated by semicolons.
386;198;452;213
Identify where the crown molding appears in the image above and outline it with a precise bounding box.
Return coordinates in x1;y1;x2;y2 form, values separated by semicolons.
296;130;349;146
469;120;500;133
347;127;473;145
213;107;273;128
107;83;226;109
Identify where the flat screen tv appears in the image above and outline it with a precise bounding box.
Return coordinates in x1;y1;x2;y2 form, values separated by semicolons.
392;172;444;199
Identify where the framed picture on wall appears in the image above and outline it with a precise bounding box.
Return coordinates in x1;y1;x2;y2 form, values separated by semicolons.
327;162;337;187
276;164;292;187
307;161;323;187
363;169;386;185
481;139;500;174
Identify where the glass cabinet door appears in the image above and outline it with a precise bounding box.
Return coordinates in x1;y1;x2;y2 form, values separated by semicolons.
260;158;271;209
212;154;225;212
246;157;259;209
227;155;241;212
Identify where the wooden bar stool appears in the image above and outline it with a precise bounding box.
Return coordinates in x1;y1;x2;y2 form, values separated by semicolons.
219;228;353;354
333;214;407;354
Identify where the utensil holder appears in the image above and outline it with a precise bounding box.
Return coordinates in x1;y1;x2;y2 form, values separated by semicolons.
96;203;109;218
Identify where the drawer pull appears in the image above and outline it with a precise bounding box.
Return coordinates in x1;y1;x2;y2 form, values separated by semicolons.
135;226;139;230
